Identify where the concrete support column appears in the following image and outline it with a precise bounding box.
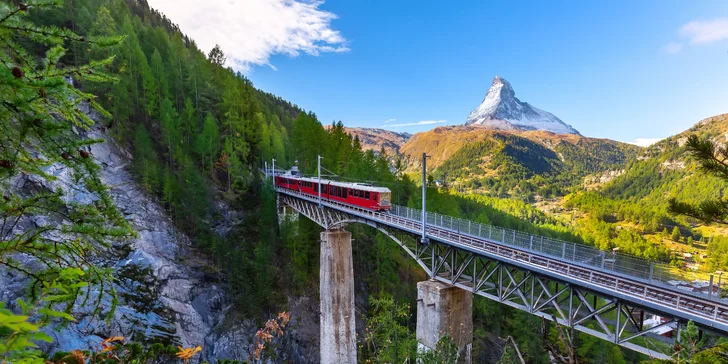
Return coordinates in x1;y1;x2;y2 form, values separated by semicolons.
416;280;473;363
320;230;357;364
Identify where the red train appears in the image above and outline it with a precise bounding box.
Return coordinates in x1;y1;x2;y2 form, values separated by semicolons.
275;168;392;211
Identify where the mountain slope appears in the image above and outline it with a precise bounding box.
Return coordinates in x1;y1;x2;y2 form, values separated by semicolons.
598;113;728;205
331;126;411;155
562;113;728;273
467;76;580;135
400;126;638;197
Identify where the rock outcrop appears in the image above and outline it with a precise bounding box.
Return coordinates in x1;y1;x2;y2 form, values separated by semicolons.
0;121;320;363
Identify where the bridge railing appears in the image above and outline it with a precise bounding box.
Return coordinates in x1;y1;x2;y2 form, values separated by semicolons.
389;204;722;301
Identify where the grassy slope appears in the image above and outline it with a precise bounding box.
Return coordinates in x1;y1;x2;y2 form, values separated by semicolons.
400;125;639;197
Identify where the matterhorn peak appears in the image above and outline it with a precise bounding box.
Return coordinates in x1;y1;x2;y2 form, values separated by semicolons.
466;76;580;135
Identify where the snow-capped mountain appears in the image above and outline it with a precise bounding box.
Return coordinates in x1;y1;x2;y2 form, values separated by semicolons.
466;76;580;135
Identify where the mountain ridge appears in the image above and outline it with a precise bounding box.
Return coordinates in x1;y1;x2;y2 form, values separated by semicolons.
329;126;411;155
466;76;580;135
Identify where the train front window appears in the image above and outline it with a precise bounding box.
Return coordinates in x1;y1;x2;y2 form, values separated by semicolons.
379;192;391;206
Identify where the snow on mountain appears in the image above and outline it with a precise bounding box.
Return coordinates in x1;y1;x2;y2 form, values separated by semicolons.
466;76;580;135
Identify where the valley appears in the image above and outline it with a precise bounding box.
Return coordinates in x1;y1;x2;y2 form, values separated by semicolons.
2;1;727;364
349;105;728;294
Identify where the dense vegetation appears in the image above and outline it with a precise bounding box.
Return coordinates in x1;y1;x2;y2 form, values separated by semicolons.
0;0;135;360
3;0;726;362
565;115;728;269
432;131;639;200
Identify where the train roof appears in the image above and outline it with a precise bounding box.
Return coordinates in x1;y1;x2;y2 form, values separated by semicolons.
283;175;391;193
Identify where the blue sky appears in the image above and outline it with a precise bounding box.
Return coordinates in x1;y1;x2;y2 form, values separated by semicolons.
149;0;728;144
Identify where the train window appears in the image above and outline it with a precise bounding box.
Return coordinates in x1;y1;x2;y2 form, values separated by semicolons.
373;193;377;201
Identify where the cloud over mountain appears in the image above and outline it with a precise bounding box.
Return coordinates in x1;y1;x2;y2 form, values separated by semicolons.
147;0;348;73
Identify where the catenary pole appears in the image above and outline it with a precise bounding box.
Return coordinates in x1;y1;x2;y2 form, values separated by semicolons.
318;155;323;207
422;153;429;244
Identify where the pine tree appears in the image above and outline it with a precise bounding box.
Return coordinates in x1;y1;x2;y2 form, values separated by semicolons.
671;226;681;242
194;113;221;174
670;135;728;224
133;124;159;191
0;1;131;360
149;48;168;108
208;44;226;66
160;97;181;166
676;321;702;361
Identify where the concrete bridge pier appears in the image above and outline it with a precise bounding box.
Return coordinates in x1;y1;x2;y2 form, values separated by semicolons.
416;280;473;363
319;229;357;364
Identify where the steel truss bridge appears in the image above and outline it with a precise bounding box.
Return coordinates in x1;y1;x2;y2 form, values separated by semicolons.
276;188;728;359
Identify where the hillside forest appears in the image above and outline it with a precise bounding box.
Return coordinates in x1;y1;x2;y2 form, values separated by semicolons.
1;0;728;363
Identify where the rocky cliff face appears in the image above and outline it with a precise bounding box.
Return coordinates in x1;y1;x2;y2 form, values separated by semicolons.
0;117;320;362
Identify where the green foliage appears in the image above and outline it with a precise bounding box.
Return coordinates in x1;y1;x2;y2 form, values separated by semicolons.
669;135;728;225
49;340;183;364
417;335;459;364
433;132;638;200
676;321;703;362
672;226;682;242
361;295;417;363
692;341;728;364
0;1;133;361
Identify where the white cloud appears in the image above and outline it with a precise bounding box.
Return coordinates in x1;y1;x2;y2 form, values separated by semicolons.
384;118;396;123
679;17;728;44
386;120;447;127
663;42;682;54
147;0;348;73
628;138;662;147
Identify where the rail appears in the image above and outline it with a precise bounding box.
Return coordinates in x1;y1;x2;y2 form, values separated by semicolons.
388;205;721;301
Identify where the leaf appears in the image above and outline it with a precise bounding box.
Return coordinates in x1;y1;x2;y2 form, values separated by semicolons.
37;308;76;322
30;331;53;343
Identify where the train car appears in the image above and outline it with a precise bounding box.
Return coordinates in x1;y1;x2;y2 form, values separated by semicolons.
275;171;391;211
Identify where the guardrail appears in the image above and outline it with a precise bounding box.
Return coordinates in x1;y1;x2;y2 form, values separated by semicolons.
389;204;724;303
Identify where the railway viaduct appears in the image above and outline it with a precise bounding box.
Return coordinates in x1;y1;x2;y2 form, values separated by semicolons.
268;160;728;363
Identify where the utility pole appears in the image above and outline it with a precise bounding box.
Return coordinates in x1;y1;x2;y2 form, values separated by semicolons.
272;159;276;180
265;161;268;180
318;155;323;208
422;153;430;244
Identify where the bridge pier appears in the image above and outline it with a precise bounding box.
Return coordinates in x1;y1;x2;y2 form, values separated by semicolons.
416;280;473;363
319;229;357;364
